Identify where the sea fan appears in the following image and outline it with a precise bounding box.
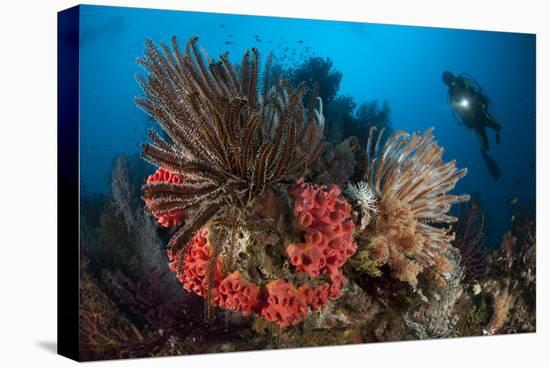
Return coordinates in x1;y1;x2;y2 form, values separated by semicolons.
452;201;488;283
361;127;470;286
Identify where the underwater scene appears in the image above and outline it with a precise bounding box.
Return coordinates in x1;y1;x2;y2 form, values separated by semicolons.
74;5;536;361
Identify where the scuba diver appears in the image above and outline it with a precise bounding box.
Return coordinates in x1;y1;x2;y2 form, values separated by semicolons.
442;71;502;180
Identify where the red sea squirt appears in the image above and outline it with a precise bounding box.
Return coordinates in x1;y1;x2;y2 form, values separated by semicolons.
261;280;309;328
168;229;261;315
286;178;357;282
168;228;223;298
300;283;330;311
145;168;185;227
218;271;261;316
164;178;358;328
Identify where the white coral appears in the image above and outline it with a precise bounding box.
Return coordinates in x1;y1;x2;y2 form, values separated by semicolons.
314;97;325;128
346;181;379;232
346;181;378;214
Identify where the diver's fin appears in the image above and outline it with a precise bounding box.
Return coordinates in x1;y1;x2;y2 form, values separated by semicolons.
482;151;501;180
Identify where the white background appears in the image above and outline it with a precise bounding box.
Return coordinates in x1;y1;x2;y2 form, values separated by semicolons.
0;0;547;365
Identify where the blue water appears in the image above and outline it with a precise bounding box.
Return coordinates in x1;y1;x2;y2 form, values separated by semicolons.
77;5;535;247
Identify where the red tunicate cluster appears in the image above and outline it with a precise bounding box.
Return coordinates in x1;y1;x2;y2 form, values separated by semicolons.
286;178;357;282
145;168;185;227
300;283;329;311
261;280;309;327
218;271;261;316
298;267;344;311
168;229;261;317
326;266;345;300
163;179;357;328
168;228;223;298
169;229;312;327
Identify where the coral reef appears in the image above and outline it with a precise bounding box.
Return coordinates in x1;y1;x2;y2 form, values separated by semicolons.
164;176;356;327
134;38;479;336
137;37;327;311
353;127;469;286
78;36;535;360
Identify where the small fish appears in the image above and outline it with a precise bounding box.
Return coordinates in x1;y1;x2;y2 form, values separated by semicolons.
297;39;304;44
220;24;226;28
224;41;233;45
506;196;518;205
511;215;516;222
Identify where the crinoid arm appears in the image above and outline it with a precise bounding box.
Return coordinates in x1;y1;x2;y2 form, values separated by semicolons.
359;127;470;286
137;36;327;252
137;36;329;319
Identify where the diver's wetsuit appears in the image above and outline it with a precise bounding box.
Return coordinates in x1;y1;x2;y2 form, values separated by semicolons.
443;71;502;179
447;75;501;152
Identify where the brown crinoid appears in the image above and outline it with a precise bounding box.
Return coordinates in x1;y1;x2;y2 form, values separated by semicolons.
360;127;470;286
136;36;326;305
